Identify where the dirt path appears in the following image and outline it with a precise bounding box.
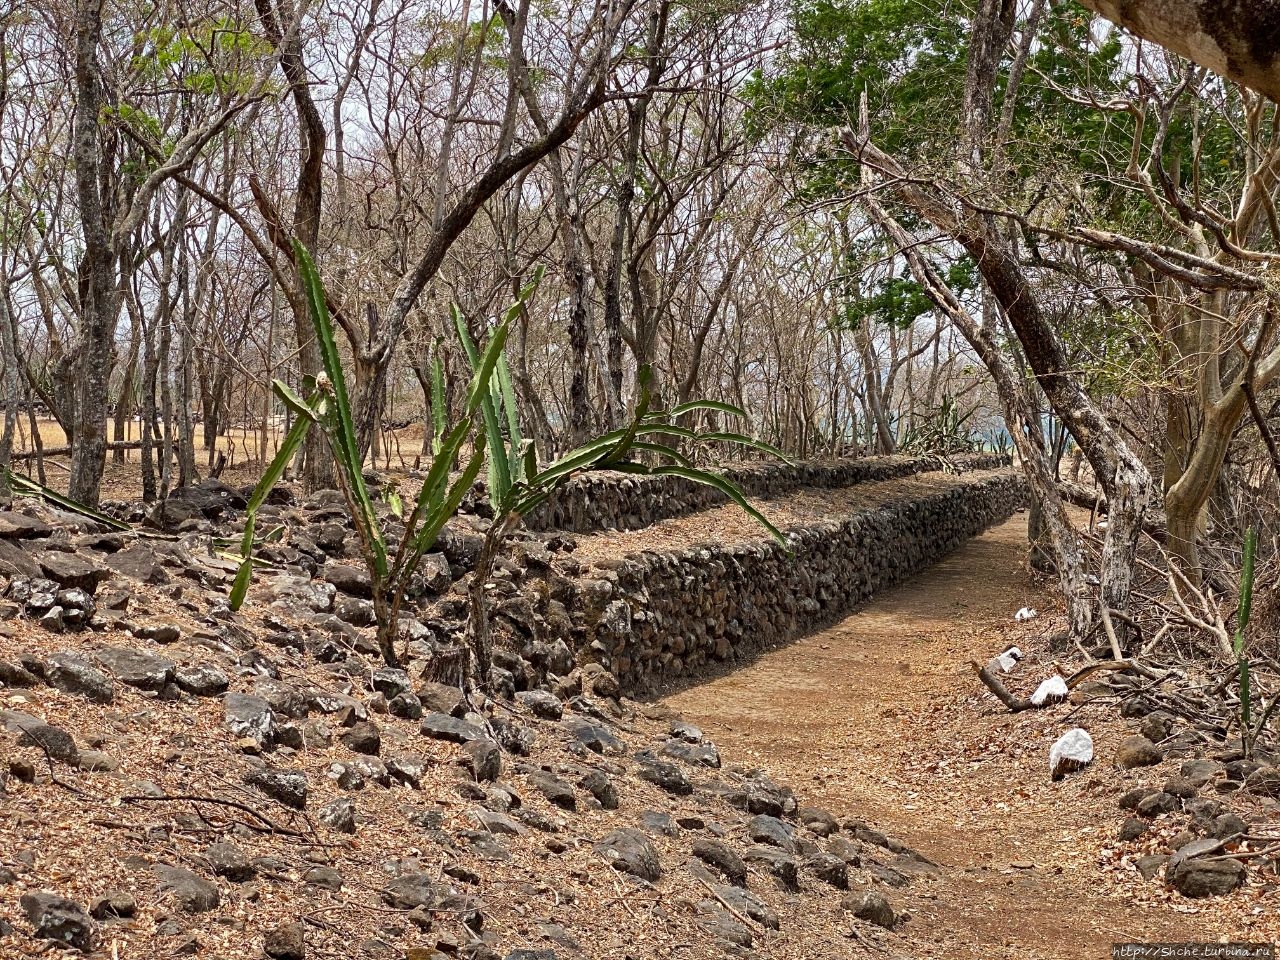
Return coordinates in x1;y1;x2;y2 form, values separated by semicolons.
661;514;1220;959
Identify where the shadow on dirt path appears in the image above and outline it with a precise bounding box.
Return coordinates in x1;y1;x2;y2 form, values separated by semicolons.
661;514;1212;959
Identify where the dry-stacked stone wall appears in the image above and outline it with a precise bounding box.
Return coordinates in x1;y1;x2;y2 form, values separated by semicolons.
559;468;1026;693
525;452;1010;533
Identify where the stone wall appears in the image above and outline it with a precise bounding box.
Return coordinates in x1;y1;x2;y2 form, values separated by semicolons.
549;468;1026;693
524;452;1010;534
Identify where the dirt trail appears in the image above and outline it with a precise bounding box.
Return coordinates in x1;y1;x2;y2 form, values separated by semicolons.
661;514;1221;959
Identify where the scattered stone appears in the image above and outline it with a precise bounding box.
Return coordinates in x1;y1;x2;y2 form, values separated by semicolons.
1136;791;1181;818
1118;817;1148;842
94;647;174;692
635;756;693;796
1116;735;1163;769
846;889;896;929
743;845;798;889
134;623;182;644
381;873;445;910
9;719;79;763
1049;728;1093;781
515;689;563;721
420;712;486;744
174;664;230;697
527;770;576;810
561;716;623;754
579;770;619;810
319;797;357;834
38;551;110;594
245;768;308;809
20;891;97;951
154;865;221;913
90;890;136;920
340;721;382;756
205;841;256;882
1118;786;1159;811
798;807;839;837
44;652;115;703
802;852;849;888
594;828;662;881
1212;813;1248;839
692;839;746;886
463;739;502;783
747;814;796;853
305;866;344;891
1135;855;1168;880
416;683;465;717
224;693;276;747
264;922;307;960
1167;857;1246;898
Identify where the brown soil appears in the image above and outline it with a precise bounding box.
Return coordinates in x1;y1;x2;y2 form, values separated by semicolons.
661;514;1277;958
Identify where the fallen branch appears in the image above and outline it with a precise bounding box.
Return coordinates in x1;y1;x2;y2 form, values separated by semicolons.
970;660;1035;712
120;792;308;837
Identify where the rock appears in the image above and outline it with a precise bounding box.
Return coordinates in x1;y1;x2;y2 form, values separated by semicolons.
319;797;357;834
1245;766;1280;797
635;756;693;796
515;690;563;721
388;693;423;720
19;891;97;951
154;865;221;913
1135;854;1168;881
224;693;276;747
561;716;623;754
1116;735;1163;769
416;682;465;717
323;562;372;598
742;845;798;889
245;768;308;809
76;749;117;772
692;839;746;886
847;889;896;929
578;770;619;809
462;739;502;783
747;814;796;853
1049;728;1093;781
94;647;174;692
8;718;79;763
38;551;110;593
264;922;307;960
659;739;720;768
714;886;779;930
420;712;486;744
0;660;40;687
1181;759;1224;789
527;770;576;810
90;890;136;920
802;852;849;888
174;664;229;697
1163;775;1200;799
254;678;309;719
386;753;428;789
371;668;412;700
594;828;661;881
0;512;53;539
105;543;168;584
1118;786;1159;811
638;810;678;837
799;807;840;837
1140;710;1177;743
134;623;182;644
340;721;382;756
1118;817;1149;842
1212;813;1248;839
1167;857;1246;897
45;652;115;703
305;866;344;891
38;605;65;632
1136;791;1181;818
382;873;446;910
205;841;256;881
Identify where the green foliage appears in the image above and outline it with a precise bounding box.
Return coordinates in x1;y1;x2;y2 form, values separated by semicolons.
230;243;527;668
845;258;976;330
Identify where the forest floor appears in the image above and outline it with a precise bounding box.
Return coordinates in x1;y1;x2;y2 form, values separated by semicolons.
661;514;1277;958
